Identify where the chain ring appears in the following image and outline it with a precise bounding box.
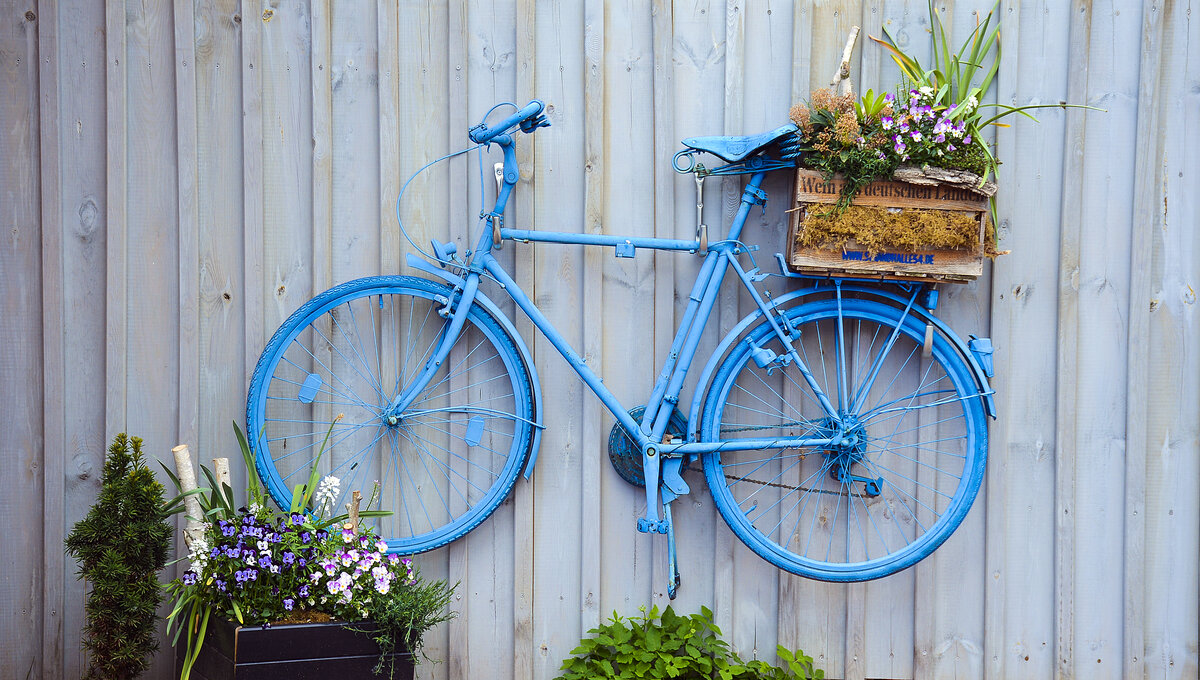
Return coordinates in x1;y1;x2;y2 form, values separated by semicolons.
607;406;688;487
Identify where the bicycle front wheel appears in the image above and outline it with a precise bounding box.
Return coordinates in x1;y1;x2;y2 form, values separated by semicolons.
700;298;987;581
247;276;535;553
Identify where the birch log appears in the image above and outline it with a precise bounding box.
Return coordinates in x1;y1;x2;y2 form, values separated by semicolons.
212;457;231;497
172;444;204;551
830;27;860;94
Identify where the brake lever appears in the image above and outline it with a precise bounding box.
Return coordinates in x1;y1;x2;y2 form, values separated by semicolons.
519;114;551;133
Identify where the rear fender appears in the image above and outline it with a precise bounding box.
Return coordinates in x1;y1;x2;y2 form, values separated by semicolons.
686;284;996;440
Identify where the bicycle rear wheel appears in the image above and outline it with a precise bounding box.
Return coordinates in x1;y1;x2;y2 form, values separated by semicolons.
700;298;987;581
246;275;535;553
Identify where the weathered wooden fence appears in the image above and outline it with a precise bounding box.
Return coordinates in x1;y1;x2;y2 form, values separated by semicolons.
3;1;1197;679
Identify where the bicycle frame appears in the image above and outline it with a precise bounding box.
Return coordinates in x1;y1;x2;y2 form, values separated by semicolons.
386;131;880;544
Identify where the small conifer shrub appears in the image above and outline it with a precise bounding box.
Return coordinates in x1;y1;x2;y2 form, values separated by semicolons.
65;433;173;679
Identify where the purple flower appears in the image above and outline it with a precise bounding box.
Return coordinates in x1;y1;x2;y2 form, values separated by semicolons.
881;115;893;130
258;554;273;568
298;558;308;567
299;584;310;598
963;136;972;145
220;521;236;537
215;578;227;592
283;598;295;611
268;532;281;544
282;551;296;565
210;547;220;559
884;92;895;103
182;570;198;586
299;531;312;544
291;513;304;526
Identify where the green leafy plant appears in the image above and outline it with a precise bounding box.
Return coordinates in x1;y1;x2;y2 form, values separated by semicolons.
65;433;173;680
164;422;447;679
790;87;898;210
555;605;823;680
870;0;1099;183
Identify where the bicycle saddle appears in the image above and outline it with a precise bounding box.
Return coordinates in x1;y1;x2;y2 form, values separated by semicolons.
681;123;799;163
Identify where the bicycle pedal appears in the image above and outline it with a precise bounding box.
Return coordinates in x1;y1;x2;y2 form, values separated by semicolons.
636;518;669;534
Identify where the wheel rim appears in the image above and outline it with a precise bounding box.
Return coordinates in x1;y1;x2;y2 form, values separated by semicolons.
247;278;533;553
701;299;987;581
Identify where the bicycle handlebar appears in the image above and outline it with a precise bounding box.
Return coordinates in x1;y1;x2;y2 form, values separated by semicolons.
469;100;549;145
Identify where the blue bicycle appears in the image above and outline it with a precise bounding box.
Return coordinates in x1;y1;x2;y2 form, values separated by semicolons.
246;100;995;595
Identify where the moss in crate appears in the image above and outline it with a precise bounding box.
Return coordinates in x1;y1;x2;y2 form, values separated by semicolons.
795;204;980;255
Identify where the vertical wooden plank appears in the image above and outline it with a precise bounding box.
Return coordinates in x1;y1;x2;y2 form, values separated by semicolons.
579;0;604;636
457;4;522;678
446;2;469;678
391;4;451;679
1124;1;1165;678
529;2;586;679
512;1;537;678
984;2;1069;679
596;0;658;618
193;0;246;496
1139;4;1200;679
120;3;181;677
312;0;332;300
712;0;745;645
1058;1;1142;678
36;1;64;677
919;1;994;673
777;8;848;676
378;0;399;276
260;0;314;388
105;0;128;443
242;0;265;385
174;0;199;464
1055;3;1089;674
44;0;110;674
1;1;44;676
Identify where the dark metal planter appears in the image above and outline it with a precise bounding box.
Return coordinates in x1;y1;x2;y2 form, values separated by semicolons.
178;617;414;680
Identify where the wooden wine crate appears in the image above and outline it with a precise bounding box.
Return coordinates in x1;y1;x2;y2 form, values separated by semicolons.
787;169;990;283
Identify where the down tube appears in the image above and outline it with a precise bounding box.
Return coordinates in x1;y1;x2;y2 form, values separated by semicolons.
479;255;645;443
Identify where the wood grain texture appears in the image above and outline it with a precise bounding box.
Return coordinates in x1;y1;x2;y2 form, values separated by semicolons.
984;2;1069;678
530;3;587;678
1138;4;1200;679
20;3;1200;679
118;3;181;678
36;2;65;677
512;2;537;678
2;2;45;677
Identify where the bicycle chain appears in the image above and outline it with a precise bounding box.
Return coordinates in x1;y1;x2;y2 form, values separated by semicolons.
715;424;870;498
723;473;867;498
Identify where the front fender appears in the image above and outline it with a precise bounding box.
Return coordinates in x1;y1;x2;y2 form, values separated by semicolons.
685;282;996;440
406;254;545;478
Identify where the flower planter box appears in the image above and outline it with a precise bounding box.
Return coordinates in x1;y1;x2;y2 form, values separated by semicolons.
178;617;413;680
787;168;990;283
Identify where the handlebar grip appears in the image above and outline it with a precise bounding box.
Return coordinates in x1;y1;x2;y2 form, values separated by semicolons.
469;100;547;144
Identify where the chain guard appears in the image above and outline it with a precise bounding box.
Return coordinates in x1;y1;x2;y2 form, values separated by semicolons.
607;406;688;487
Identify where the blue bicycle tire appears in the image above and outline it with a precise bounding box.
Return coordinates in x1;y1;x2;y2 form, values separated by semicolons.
247;275;534;553
700;298;987;581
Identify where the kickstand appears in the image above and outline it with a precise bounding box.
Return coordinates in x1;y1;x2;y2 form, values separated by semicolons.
663;500;681;599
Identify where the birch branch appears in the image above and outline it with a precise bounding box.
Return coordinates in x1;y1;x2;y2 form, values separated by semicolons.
172;444;205;551
829;27;861;95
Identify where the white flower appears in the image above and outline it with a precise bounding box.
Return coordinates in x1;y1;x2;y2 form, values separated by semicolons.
314;475;341;514
187;536;210;570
